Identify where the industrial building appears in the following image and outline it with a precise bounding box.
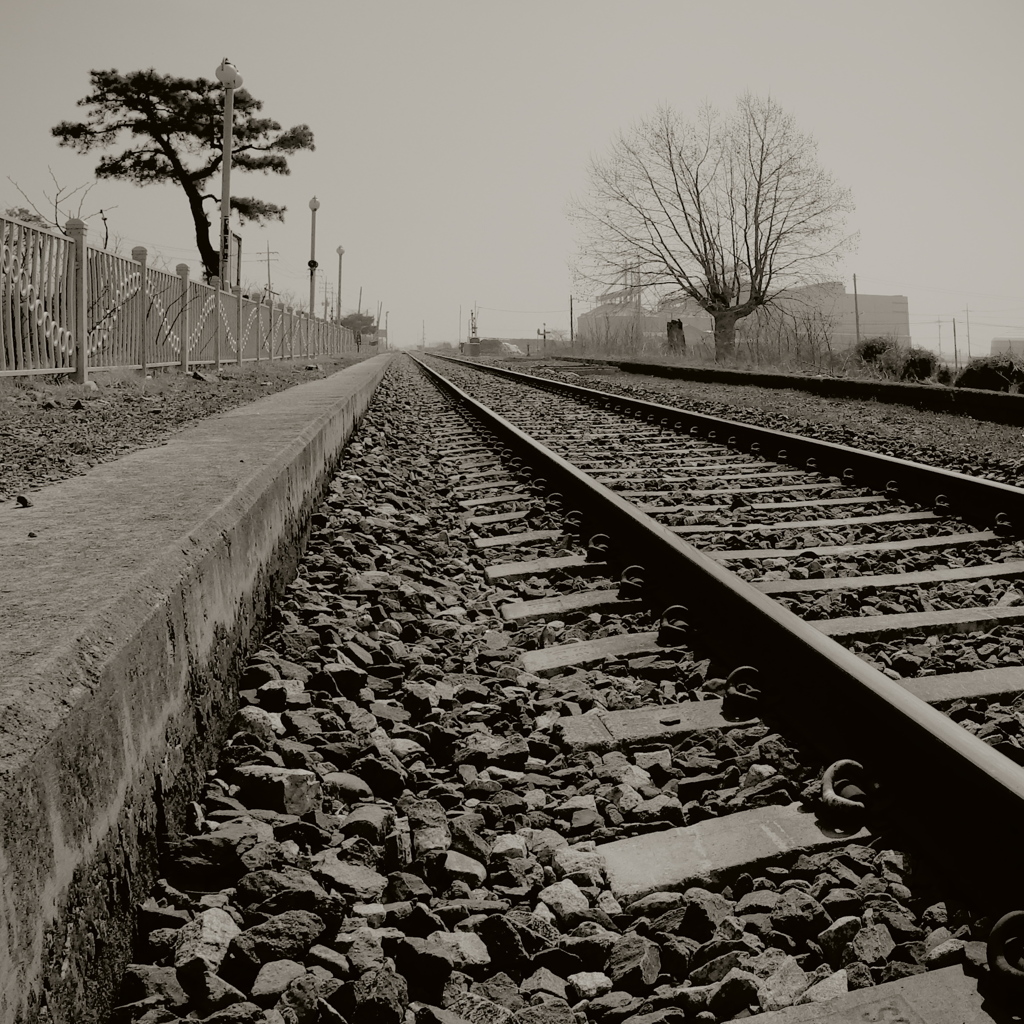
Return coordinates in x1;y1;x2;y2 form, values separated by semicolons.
991;338;1024;357
577;281;911;351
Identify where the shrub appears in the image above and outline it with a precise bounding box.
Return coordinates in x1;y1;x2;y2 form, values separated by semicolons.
855;336;898;365
954;354;1024;392
935;365;953;385
899;347;939;381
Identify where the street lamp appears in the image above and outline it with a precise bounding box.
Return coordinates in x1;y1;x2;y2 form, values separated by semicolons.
335;245;345;322
215;59;243;285
308;196;320;317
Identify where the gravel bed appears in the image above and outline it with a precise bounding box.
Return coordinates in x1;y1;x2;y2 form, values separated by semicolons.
730;539;1024;585
0;357;364;502
652;502;891;527
688;519;968;551
111;359;997;1023
517;363;1024;490
779;577;1024;621
848;627;1024;679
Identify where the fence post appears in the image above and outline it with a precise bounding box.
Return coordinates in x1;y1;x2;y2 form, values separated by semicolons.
176;264;190;373
132;247;148;375
250;293;260;364
235;287;243;366
211;276;222;371
287;307;294;360
268;294;276;360
67;218;88;385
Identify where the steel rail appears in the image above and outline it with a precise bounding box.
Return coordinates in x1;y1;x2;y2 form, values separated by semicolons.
414;353;1024;912
432;355;1024;535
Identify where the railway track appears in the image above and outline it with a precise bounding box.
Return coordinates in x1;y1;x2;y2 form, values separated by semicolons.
112;355;1023;1023
414;353;1024;1017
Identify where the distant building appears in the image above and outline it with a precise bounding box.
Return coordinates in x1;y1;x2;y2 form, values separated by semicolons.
477;338;536;355
765;282;910;349
576;281;911;351
577;295;711;349
991;338;1024;357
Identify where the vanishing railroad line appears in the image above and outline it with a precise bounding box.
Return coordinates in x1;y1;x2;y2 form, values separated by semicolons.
414;353;1024;1017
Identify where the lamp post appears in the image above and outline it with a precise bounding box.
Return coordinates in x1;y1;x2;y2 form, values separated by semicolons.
308;196;320;317
335;245;345;322
215;59;243;284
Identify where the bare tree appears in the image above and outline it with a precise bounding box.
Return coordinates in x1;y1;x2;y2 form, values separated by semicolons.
571;95;856;360
737;300;842;370
6;168;116;245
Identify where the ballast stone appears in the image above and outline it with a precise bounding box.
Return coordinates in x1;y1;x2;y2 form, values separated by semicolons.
537;879;589;921
567;971;612;999
173;907;241;973
322;771;373;802
311;849;387;901
231;766;321;815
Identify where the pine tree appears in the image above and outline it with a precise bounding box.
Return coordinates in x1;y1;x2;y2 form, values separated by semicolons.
53;68;314;279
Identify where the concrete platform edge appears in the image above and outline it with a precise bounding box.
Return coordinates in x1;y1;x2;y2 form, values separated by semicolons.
0;353;393;1023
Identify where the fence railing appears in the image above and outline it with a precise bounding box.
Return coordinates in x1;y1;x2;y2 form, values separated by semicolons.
0;214;356;379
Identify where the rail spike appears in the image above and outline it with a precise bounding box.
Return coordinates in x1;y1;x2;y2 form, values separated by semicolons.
617;565;645;600
657;605;689;646
721;665;761;720
586;533;610;563
820;759;872;829
988;911;1024;990
562;510;583;534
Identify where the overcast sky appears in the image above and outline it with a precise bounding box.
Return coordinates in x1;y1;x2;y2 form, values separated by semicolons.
3;0;1022;355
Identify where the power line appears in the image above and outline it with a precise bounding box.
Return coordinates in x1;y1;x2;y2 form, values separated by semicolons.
477;306;570;314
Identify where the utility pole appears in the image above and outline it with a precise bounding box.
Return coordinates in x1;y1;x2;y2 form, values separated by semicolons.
852;273;861;347
323;283;329;321
258;241;279;300
953;318;959;372
459;305;462;349
342;245;350;321
357;286;362;315
966;305;972;362
422;320;425;350
570;295;574;346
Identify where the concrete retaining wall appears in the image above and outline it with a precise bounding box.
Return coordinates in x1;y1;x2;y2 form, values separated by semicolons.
556;356;1024;426
0;353;393;1023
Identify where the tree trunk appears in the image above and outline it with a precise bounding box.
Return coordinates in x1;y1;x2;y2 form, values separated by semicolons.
666;319;686;355
713;312;738;361
181;180;218;280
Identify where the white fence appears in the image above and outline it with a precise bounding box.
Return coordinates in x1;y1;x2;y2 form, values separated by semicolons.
1;214;356;379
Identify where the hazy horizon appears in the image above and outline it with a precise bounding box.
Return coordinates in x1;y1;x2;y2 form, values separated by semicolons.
4;0;1021;357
